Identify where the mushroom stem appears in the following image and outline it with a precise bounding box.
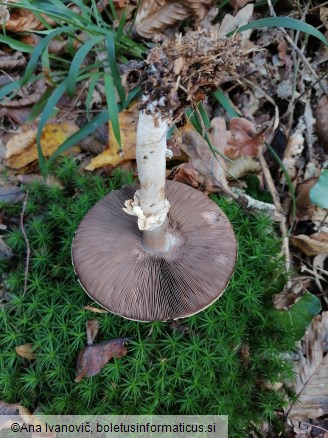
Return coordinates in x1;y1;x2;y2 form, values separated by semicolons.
136;110;170;252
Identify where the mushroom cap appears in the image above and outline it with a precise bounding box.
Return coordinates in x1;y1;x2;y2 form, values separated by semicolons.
72;181;237;322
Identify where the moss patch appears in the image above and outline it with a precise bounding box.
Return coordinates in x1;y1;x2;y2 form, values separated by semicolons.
0;158;295;436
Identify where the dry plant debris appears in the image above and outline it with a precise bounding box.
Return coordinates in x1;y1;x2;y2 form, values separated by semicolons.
287;312;328;420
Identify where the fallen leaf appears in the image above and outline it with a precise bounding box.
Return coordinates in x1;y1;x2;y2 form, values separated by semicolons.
0;185;24;203
282;127;305;181
75;338;128;382
179;117;232;194
296;177;318;221
291;233;328;256
86;320;99;346
171;163;200;188
315;95;328;152
0;50;26;69
229;0;253;9
83;305;108;314
85;106;138;171
287;312;328;419
3;5;56;32
0;400;31;416
225;118;264;159
15;343;36;360
134;0;217;39
0;237;13;260
5;123;79;169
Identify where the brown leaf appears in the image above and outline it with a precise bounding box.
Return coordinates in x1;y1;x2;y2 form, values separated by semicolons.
229;0;253;8
287;312;328;419
15;343;36;360
291;233;328;256
225;118;264;159
296;177;318;221
171;163;200;188
0;400;31;416
0;50;26;69
75;338;128;382
134;0;217;39
315;95;328;152
180;117;232;195
86;320;99;346
4;6;56;32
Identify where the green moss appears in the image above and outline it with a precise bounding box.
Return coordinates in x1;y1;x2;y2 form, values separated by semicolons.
0;158;295;436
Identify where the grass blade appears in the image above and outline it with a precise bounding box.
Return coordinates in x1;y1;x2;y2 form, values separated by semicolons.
214;89;241;118
104;74;121;150
49;109;109;163
22;26;75;86
66;35;103;96
85;73;103;121
227;17;328;46
36;80;68;177
106;33;126;104
0;34;34;53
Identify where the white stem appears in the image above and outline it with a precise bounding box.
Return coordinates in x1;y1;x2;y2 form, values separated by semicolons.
123;109;170;253
136;111;168;218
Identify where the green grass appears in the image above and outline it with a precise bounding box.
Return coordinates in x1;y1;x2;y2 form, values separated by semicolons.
0;158;296;436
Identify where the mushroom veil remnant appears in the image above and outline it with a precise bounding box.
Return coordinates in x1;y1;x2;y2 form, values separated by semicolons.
73;30;241;321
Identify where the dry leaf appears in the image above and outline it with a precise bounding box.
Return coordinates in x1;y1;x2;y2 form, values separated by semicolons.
83;305;108;314
5;123;79;169
4;6;56;32
287;312;328;419
0;50;26;69
0;185;24;203
171;163;200;188
179;117;232;195
86;320;99;346
15;343;36;360
296;177;318;221
0;237;13;260
283;127;305;181
75;338;128;382
315;95;328;152
0;400;31;416
225;118;264;159
85;107;138;171
229;0;253;9
217;3;254;44
226;156;261;179
134;0;217;39
291;233;328;256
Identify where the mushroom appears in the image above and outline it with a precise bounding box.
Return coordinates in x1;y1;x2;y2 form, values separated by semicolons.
73;30;242;321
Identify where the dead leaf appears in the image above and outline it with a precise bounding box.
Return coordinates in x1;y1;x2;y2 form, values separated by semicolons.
0;237;13;260
0;185;24;203
75;338;128;382
5;122;79;169
217;3;254;48
4;6;56;32
86;320;99;346
291;233;328;256
83;305;108;314
171;163;200;188
225;118;264;159
315;95;328;152
296;177;318;221
282;127;305;181
85;106;138;171
0;400;31;416
226;156;261;179
15;343;36;360
0;50;26;69
134;0;217;39
229;0;253;9
179;117;232;195
287;312;328;420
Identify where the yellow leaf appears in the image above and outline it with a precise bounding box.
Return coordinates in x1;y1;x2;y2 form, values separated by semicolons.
5;122;79;169
15;343;36;360
85;106;138;171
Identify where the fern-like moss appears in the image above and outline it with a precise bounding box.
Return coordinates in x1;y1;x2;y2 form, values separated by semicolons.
0;158;295;437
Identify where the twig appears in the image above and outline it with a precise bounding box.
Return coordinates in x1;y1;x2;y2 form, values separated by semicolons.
258;152;291;286
21;192;30;295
